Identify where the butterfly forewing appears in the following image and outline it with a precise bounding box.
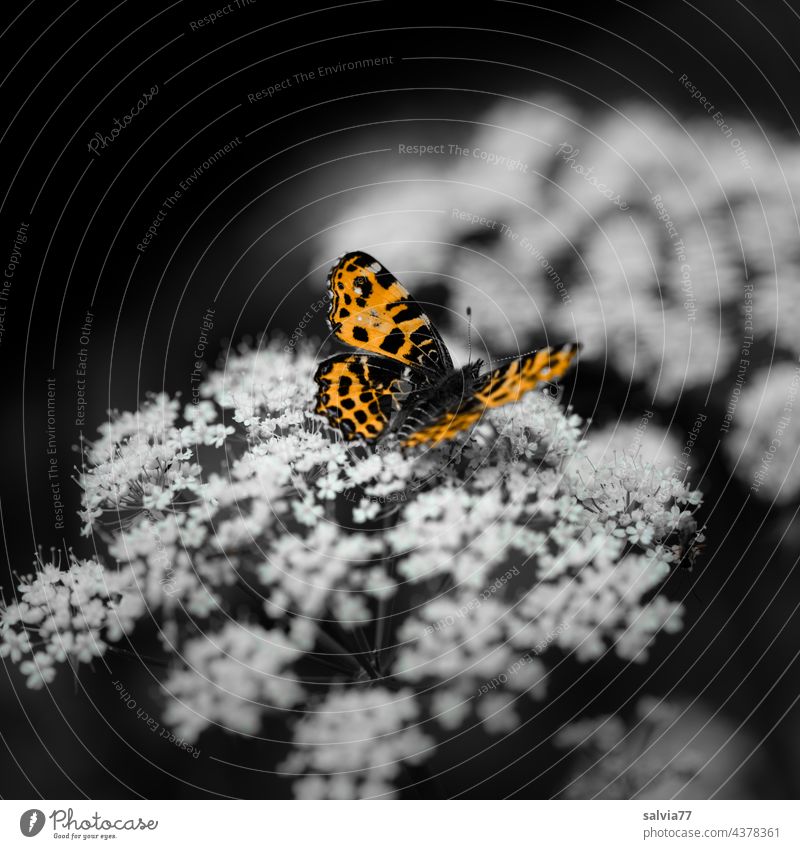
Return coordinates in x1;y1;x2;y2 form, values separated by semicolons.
326;251;453;375
473;344;580;407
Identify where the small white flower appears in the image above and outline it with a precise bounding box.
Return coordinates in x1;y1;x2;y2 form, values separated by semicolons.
353;498;380;524
476;692;519;734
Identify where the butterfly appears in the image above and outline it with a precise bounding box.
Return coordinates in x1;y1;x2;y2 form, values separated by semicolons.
314;251;580;447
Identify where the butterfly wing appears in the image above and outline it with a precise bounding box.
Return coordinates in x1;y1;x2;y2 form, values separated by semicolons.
472;343;581;407
400;344;580;447
325;251;453;375
314;353;419;441
399;405;487;448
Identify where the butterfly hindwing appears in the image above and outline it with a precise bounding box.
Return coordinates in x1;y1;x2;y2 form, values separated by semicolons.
314;353;418;441
326;251;453;374
400;407;486;447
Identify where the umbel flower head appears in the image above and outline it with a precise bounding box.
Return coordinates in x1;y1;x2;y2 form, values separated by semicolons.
554;696;756;799
0;341;702;798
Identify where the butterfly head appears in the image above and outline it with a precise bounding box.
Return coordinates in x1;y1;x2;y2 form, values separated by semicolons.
439;360;484;398
464;359;484;381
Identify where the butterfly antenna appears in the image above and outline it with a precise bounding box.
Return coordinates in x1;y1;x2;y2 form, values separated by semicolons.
490;345;540;369
466;306;473;364
491;340;582;368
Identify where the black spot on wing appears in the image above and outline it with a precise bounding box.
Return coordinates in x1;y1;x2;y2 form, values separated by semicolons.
379;393;394;417
355;278;373;298
379;327;406;354
391;305;424;324
409;329;432;347
352;326;369;343
375;268;395;289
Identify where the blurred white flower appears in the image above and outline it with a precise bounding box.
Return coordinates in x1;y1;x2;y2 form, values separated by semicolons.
162;620;308;743
724;362;800;502
555;696;758;799
283;687;434;799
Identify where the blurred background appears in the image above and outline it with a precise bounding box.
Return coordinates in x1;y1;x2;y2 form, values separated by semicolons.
1;0;799;798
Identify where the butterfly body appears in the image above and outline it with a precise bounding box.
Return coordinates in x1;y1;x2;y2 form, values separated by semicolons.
314;251;580;447
387;360;484;443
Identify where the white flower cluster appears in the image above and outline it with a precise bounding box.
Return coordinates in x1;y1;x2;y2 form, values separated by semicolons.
163;619;314;742
0;556;144;688
554;696;754;799
555;697;701;798
2;342;702;797
283;688;434;799
79;394;232;532
724;362;800;502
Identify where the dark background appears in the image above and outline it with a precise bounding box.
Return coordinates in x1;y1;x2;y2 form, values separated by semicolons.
1;0;799;798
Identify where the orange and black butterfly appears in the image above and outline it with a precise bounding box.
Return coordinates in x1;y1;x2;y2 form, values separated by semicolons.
314;251;580;447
